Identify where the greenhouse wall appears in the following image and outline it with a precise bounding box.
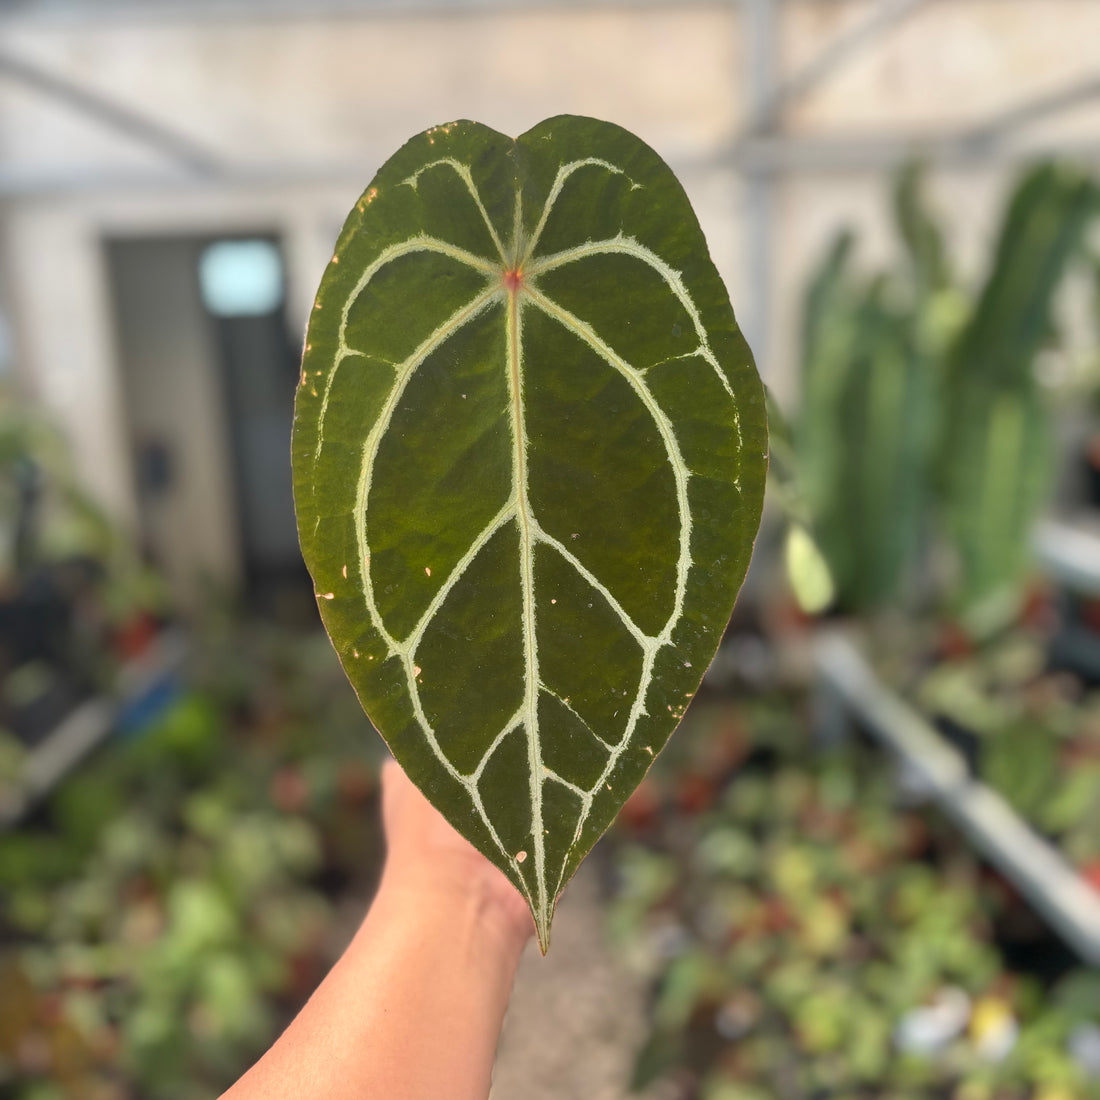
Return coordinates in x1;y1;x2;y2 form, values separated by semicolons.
1;0;1098;591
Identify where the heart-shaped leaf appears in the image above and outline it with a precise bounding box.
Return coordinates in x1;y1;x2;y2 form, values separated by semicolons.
292;116;766;950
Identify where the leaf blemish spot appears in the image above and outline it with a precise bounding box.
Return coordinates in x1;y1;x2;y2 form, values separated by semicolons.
516;851;527;863
414;665;422;677
425;566;431;576
342;564;347;578
318;592;334;600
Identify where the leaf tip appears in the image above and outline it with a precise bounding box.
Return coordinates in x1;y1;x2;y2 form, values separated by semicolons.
533;909;552;956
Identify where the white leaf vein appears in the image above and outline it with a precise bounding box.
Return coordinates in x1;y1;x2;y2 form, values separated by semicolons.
527;233;743;455
315;235;499;463
542;767;590;801
523;157;629;264
522;283;694;901
530;519;652;652
506;275;550;932
401;158;508;264
536;683;614;751
355;285;502;656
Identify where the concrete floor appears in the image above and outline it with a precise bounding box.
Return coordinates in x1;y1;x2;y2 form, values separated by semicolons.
490;862;668;1100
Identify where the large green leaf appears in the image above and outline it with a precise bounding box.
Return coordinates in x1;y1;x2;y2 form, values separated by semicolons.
292;116;767;949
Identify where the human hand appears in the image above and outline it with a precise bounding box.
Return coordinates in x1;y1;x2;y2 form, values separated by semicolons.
378;758;534;952
220;759;532;1100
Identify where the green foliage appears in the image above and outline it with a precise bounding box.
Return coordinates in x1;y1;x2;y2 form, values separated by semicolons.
292;116;767;948
939;164;1097;612
608;693;1100;1099
0;385;164;620
893;161;953;300
797;259;937;610
789;162;1098;620
912;623;1100;863
0;623;382;1099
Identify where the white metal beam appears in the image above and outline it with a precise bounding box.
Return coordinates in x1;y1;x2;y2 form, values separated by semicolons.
0;47;223;175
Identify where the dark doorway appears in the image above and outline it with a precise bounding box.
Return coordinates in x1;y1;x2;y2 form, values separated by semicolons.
106;234;310;619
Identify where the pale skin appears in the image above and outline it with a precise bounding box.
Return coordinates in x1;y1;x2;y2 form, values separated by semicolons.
220;759;533;1100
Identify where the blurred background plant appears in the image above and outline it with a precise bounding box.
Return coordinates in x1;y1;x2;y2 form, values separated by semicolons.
0;612;383;1099
0;385;169;773
608;691;1100;1100
0;388;382;1097
787;162;1099;627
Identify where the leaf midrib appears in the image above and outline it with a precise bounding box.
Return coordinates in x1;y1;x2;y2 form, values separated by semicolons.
505;262;549;941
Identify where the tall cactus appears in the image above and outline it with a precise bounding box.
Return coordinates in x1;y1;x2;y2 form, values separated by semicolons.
939;163;1097;613
791;161;1097;619
802;279;936;610
894;160;953;301
793;172;944;613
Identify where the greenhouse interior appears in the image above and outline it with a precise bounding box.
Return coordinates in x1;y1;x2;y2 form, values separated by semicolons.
2;0;1100;1097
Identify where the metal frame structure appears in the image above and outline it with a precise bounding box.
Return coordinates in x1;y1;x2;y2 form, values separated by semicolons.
3;0;1099;351
4;0;1100;181
816;632;1100;967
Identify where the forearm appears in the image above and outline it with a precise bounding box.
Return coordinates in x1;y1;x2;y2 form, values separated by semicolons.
221;867;528;1100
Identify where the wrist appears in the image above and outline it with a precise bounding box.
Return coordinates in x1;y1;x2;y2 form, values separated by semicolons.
377;855;533;959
